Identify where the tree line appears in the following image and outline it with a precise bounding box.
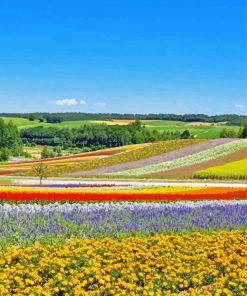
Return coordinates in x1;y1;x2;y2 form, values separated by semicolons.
1;112;246;126
20;121;192;150
0;119;23;161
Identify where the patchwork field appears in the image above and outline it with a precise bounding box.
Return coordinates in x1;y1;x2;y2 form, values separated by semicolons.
1;138;246;181
1;116;240;139
66;138;247;180
142;120;239;139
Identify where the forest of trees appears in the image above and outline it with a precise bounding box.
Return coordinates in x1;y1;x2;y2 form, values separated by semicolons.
1;112;246;126
0;119;23;161
20;121;190;149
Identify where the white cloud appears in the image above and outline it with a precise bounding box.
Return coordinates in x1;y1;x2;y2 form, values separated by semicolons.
54;98;77;106
80;100;87;105
234;103;246;109
94;102;106;107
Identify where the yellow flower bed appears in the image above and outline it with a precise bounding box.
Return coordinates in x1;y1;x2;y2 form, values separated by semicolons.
0;231;246;295
193;159;247;180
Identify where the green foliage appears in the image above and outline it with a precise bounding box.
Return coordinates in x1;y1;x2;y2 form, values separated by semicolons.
28;114;36;121
180;130;190;139
220;125;247;139
0;148;10;161
45;115;63;123
220;128;238;138
21;121;171;149
41;146;64;159
238;124;247;138
0;118;23;157
41;147;55;159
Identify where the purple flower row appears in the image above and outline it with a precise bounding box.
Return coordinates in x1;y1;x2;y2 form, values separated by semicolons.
0;200;246;247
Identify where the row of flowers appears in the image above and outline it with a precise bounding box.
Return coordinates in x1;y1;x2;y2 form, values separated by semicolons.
68;139;204;176
1;150;119;167
1;144;146;168
0;186;246;201
0;231;246;295
109;139;247;176
80;138;232;176
0;200;246;248
0;144;148;176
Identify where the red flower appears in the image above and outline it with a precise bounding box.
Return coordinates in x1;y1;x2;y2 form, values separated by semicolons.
0;188;246;202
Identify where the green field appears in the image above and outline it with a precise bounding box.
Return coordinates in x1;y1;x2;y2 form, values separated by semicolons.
144;120;239;139
1;117;240;139
1;117;43;128
1;117;95;129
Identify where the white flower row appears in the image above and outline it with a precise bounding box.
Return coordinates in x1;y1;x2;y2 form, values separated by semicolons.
1;200;247;214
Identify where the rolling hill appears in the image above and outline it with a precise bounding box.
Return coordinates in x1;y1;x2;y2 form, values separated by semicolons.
1;116;240;139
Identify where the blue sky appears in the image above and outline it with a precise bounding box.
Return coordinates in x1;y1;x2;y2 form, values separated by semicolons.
0;0;246;115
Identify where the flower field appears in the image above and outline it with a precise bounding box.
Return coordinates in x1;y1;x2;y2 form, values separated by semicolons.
0;144;148;176
0;138;246;181
107;139;247;178
0;138;247;294
0;200;247;295
67;139;204;176
0;231;247;295
73;138;232;176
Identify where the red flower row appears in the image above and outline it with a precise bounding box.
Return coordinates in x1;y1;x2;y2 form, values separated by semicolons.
0;190;246;202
